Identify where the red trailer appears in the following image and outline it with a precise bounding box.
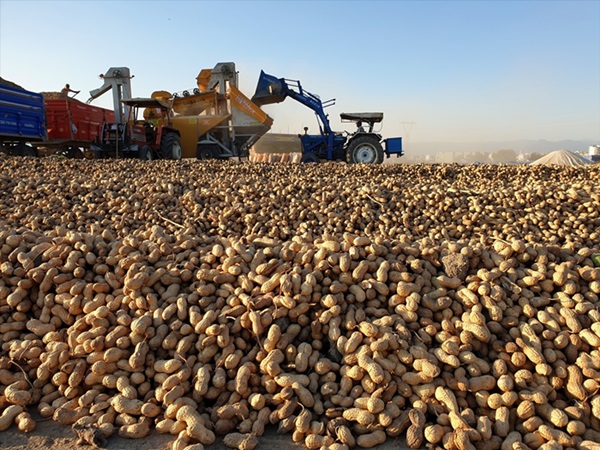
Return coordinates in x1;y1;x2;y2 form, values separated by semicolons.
36;98;115;158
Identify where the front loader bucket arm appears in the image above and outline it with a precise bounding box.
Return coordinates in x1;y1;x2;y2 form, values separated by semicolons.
252;71;288;106
253;69;334;136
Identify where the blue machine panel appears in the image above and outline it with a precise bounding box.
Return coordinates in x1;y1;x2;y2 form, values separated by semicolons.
0;84;46;141
385;137;403;155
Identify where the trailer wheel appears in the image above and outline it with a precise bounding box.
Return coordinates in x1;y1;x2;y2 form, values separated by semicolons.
197;145;217;160
140;146;154;161
346;136;384;164
300;152;319;163
14;144;37;157
67;147;84;159
161;133;182;160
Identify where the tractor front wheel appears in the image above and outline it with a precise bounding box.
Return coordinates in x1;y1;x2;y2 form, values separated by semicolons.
140;145;154;161
300;152;319;163
346;136;384;164
161;133;182;160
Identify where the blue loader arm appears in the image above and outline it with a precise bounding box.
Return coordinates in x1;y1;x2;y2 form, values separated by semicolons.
252;71;333;136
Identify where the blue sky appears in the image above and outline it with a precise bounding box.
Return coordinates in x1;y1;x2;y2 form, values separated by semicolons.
1;0;598;147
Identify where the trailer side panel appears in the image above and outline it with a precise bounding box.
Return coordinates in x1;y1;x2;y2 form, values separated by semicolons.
0;84;46;142
45;99;115;143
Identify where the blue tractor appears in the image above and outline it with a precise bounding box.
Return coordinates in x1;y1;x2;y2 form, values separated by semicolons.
252;71;403;164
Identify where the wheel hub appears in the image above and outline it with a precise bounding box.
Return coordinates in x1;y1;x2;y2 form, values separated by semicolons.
172;142;182;160
355;144;376;163
199;147;213;160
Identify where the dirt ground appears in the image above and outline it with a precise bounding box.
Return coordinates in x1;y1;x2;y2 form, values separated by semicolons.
0;416;409;450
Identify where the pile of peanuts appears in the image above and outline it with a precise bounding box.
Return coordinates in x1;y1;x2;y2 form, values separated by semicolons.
0;155;599;450
0;157;598;247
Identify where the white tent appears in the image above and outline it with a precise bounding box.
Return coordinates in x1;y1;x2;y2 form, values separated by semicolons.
530;149;591;166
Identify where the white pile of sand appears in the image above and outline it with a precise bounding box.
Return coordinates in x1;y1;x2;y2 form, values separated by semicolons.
530;149;591;166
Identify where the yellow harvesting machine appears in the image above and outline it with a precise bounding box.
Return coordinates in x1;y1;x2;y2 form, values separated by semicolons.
145;62;272;159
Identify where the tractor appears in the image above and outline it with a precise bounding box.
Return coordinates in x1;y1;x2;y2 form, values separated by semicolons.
94;97;181;160
88;67;181;160
252;71;403;163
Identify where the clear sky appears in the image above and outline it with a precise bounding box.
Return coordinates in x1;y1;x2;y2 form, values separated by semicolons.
1;0;599;147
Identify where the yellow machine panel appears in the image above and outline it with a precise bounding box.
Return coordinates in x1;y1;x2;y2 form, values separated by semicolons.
196;69;212;92
172;91;217;116
228;85;273;128
143;63;273;159
171;114;230;158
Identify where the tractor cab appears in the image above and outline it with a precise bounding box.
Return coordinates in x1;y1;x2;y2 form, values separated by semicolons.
124;97;172;125
124;97;172;144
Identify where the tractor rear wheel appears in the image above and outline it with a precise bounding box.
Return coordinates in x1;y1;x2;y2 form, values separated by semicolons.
300;152;319;163
161;133;182;160
346;136;384;164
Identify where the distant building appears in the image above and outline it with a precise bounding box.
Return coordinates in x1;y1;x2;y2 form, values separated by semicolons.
590;145;600;163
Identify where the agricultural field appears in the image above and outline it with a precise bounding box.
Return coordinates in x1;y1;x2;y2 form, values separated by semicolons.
0;155;599;450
